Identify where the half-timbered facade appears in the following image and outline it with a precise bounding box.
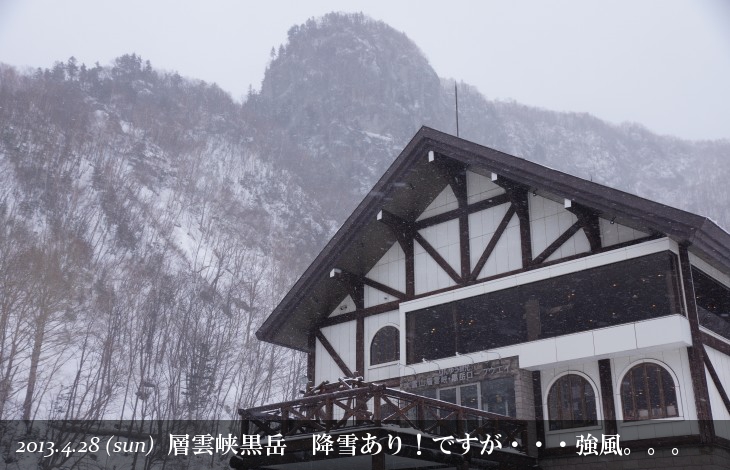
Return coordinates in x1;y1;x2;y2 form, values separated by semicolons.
235;127;730;470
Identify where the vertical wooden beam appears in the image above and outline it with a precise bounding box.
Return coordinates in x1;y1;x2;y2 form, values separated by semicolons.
581;215;602;252
451;169;471;281
352;282;365;310
598;359;617;436
403;238;415;297
567;204;602;252
532;371;545;455
307;332;316;383
510;187;532;268
356;316;365;376
678;245;714;443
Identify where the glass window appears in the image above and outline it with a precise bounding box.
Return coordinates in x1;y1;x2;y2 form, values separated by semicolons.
437;384;480;410
481;377;516;417
406;252;681;363
547;374;598;430
370;326;399;366
620;363;679;421
694;267;730;340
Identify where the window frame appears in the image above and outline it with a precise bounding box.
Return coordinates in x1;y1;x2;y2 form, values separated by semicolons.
369;325;400;367
618;360;682;423
544;372;601;432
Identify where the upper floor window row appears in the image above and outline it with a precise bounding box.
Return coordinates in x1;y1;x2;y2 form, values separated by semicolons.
406;252;682;364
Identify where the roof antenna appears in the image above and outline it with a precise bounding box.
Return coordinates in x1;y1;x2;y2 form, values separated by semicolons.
454;82;460;137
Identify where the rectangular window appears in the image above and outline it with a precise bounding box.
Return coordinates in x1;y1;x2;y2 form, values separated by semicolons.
407;252;682;363
694;267;730;340
481;377;516;417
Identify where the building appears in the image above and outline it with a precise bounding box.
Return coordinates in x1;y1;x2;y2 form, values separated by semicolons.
232;127;730;469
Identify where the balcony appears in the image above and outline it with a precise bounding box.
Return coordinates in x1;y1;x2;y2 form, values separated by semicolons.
231;380;534;470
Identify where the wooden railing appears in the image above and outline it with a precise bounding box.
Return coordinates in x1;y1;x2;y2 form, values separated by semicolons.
238;383;528;453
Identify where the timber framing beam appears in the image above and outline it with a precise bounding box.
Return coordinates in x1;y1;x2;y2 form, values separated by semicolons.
356;317;365;376
703;353;730;415
330;268;406;301
319;235;662;329
376;210;415;296
492;178;532;267
412;231;462;283
319;301;401;328
702;332;730;356
315;330;354;378
598;359;618;436
679;244;715;443
328;269;365;310
307;333;316;382
379;209;462;285
470;204;516;281
426;154;471;280
566;202;602;252
413;192;511;230
532;220;584;264
532;371;545;457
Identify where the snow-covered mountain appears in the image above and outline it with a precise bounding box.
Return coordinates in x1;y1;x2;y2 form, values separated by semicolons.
0;10;727;439
254;13;729;225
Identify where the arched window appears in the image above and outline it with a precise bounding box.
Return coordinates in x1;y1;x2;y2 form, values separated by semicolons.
547;374;598;430
370;326;399;366
620;362;678;421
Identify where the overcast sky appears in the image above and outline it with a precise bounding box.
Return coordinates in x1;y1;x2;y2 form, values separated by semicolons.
1;0;729;141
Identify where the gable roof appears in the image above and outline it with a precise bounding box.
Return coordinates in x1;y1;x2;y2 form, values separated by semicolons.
258;126;730;351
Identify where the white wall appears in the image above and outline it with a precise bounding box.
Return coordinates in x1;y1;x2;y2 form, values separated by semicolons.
599;218;648;247
364;242;406;308
416;185;458;221
329;294;356;317
466;170;505;204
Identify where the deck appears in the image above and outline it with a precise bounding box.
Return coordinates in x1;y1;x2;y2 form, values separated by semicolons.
231;380;535;470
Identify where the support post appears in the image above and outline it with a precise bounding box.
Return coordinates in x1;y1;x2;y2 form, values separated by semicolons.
679;244;714;443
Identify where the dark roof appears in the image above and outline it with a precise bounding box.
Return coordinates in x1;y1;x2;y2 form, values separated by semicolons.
257;127;730;351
